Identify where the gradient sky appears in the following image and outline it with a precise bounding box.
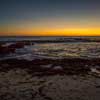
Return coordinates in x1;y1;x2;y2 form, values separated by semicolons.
0;0;100;36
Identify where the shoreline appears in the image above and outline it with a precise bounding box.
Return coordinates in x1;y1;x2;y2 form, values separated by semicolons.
0;40;100;99
0;57;100;100
0;58;100;76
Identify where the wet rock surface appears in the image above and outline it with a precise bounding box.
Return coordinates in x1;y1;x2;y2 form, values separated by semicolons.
0;58;100;100
0;45;15;55
0;41;34;55
0;69;99;100
0;58;100;76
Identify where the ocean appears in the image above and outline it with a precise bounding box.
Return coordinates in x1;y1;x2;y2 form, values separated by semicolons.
0;36;100;60
0;36;100;42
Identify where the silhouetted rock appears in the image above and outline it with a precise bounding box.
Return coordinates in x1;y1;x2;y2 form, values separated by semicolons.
0;45;15;55
8;42;24;49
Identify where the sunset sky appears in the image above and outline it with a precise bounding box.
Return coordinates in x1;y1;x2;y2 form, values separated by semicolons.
0;0;100;36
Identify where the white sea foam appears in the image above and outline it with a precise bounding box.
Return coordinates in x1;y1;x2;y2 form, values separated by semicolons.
1;42;100;60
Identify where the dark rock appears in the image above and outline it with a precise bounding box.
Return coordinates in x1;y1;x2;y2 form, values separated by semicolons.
8;42;24;49
0;45;15;55
0;58;100;76
96;85;100;88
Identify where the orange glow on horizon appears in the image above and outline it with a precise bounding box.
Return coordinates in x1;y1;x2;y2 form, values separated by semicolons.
1;27;100;36
0;17;100;36
0;23;100;36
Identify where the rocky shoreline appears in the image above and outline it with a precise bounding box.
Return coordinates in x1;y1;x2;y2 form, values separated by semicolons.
0;58;100;76
0;58;100;100
0;41;34;55
0;40;100;100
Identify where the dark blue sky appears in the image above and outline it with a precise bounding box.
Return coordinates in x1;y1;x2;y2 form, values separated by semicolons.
0;0;100;36
0;0;100;23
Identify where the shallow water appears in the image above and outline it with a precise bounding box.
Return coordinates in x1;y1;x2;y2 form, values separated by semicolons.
1;42;100;60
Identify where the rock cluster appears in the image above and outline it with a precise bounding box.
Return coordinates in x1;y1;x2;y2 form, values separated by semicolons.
0;45;15;55
0;41;34;55
0;58;93;76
